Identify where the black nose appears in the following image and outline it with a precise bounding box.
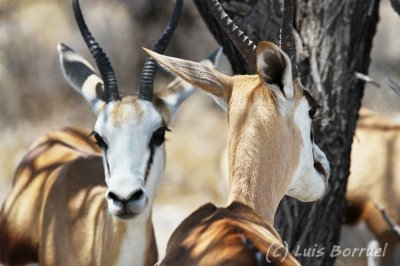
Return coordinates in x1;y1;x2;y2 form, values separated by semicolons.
129;189;144;201
107;188;145;206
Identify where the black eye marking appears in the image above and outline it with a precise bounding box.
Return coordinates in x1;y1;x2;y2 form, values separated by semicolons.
89;131;108;150
309;106;320;119
89;131;111;176
303;89;322;120
149;127;170;147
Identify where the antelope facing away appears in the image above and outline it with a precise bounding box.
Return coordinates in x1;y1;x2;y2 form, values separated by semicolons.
0;0;218;265
145;0;330;265
340;108;400;266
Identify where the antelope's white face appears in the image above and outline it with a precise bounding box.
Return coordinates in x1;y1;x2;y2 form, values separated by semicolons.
145;41;330;203
286;81;330;201
93;99;166;219
58;43;222;219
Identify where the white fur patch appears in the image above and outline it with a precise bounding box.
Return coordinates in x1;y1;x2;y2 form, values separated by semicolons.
286;97;327;201
115;213;149;266
81;75;105;114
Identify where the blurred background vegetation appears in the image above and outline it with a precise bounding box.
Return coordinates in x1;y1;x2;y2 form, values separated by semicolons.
0;0;399;254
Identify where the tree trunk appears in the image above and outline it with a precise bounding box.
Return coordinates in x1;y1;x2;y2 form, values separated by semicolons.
193;0;380;265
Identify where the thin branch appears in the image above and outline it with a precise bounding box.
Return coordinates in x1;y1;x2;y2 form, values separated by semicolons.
385;78;400;95
377;205;400;240
354;72;381;88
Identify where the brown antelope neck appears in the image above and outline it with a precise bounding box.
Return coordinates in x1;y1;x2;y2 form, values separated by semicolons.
227;75;303;223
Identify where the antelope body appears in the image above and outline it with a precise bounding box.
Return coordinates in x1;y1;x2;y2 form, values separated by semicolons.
0;0;216;265
342;108;400;266
0;127;100;264
145;0;330;265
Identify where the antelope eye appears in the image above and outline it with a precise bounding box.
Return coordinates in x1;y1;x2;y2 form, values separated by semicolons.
150;127;168;147
91;131;108;149
309;107;319;119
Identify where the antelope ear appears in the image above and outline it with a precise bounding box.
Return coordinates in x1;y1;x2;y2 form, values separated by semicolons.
256;41;294;100
143;48;231;101
155;47;223;123
57;43;105;115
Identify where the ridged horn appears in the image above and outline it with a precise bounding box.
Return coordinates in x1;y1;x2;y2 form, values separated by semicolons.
138;0;183;101
280;0;299;78
206;0;257;73
72;0;120;102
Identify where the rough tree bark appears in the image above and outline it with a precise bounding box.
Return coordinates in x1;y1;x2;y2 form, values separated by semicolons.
194;0;380;265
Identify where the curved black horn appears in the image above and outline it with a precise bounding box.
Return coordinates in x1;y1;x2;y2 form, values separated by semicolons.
280;0;299;78
206;0;256;72
72;0;120;102
138;0;183;101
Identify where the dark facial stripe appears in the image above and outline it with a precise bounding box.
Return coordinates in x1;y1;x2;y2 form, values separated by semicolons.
310;129;314;142
103;145;156;183
144;145;155;183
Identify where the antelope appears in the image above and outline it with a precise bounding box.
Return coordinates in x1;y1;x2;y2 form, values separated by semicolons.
0;0;219;265
338;108;400;266
145;0;330;265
